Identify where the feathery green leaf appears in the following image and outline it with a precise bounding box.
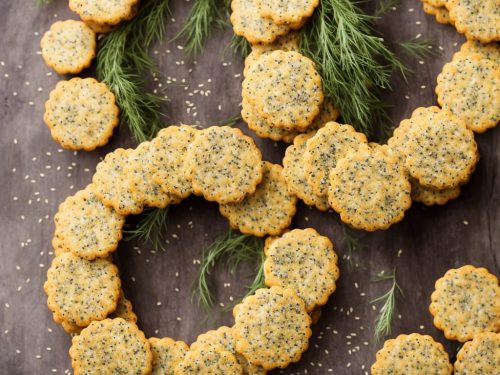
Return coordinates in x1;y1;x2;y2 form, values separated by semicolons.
398;38;437;60
124;207;169;251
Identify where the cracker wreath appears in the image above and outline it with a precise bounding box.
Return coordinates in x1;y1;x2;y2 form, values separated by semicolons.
38;0;500;373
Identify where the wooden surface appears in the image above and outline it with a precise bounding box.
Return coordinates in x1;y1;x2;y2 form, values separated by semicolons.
0;1;498;374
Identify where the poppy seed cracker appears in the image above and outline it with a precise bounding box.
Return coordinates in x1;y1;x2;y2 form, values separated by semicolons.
54;184;125;260
174;344;243;375
304;121;368;197
371;333;453;375
186;126;263;204
257;0;319;26
44;253;121;328
410;178;461;206
263;228;340;312
430;265;500;342
69;318;152;375
328;146;412;231
69;0;140;26
454;332;500;374
232;286;312;370
219;162;297;237
41;20;96;74
44;77;119;151
149;337;189;375
436;53;499;133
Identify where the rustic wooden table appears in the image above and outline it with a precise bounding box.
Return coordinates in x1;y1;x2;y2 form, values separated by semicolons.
0;0;498;374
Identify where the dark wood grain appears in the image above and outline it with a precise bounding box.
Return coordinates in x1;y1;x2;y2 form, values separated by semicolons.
0;1;498;374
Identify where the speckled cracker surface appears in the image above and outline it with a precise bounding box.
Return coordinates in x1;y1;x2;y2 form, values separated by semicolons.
454;332;500;374
371;333;453;375
44;77;119;151
257;0;319;25
54;184;125;260
410;178;461;206
127;141;182;209
69;318;152;375
41;20;96;74
186;126;263;204
243;32;299;77
243;51;323;130
110;290;138;323
402;109;478;190
69;0;140;26
283;134;330;211
328;146;412;231
264;228;339;312
304;122;368;196
422;3;453;24
44;253;120;327
423;0;448;7
191;326;267;375
219;162;297;237
149;337;189;375
447;0;500;43
151;125;198;198
430;265;500;342
174;344;243;375
436;53;499;133
230;0;290;44
232;286;312;370
460;40;500;65
93;148;144;215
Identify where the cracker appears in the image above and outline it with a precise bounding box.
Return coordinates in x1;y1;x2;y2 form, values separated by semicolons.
219;162;297;237
243;32;300;77
454;332;500;374
410;178;461;206
283;133;330;211
44;77;119;151
230;0;290;44
264;228;339;312
150;125;198;198
243;51;323;130
93;148;144;215
109;290;138;323
371;333;453;375
423;0;448;7
430;265;500;342
422;3;453;25
232;286;312;370
436;53;499;133
44;252;120;327
446;0;500;43
52;229;70;257
328;146;412;231
257;0;319;25
53;184;125;260
41;20;96;74
191;326;267;375
69;318;152;375
174;344;243;375
402;108;478;190
242;97;339;143
186;126;263;204
149;337;189;375
459;40;500;65
84;20;116;34
127;141;183;209
69;0;140;26
304;121;368;196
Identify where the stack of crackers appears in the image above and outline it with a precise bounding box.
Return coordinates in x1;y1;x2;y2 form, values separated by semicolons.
372;265;500;374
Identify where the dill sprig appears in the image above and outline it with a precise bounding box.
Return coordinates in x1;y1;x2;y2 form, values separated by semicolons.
96;0;170;143
374;0;400;17
229;34;251;58
299;0;407;137
341;223;364;269
371;269;404;341
124;207;169;251
398;39;437;60
221;113;242;127
193;230;265;311
176;0;230;58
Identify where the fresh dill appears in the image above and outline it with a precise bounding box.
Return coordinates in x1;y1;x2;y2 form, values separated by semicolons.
193;230;264;311
96;0;170;143
229;34;251;58
299;0;408;138
371;269;404;341
124;207;169;251
397;39;437;60
176;0;230;58
221;113;242;127
341;223;364;269
374;0;401;17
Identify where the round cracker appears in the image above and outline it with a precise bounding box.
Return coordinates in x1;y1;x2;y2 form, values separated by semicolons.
174;344;243;375
257;0;319;25
454;332;500;374
69;0;140;26
410;178;461;206
149;337;189;375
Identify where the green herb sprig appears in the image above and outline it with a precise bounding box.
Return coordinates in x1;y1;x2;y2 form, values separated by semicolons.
124;207;169;251
371;269;404;340
341;223;364;269
96;0;170;143
398;39;437;60
193;230;265;311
